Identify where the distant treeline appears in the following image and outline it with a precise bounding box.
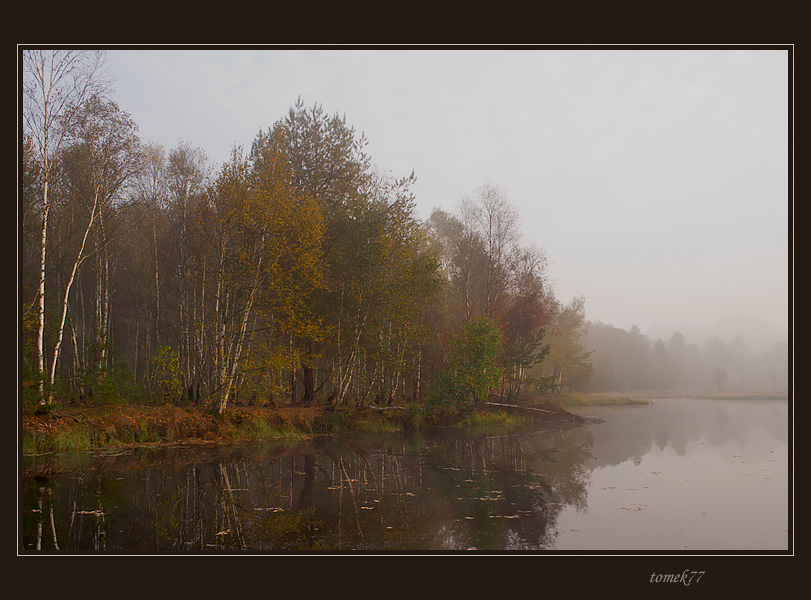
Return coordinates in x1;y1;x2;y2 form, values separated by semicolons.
583;322;788;393
22;50;594;413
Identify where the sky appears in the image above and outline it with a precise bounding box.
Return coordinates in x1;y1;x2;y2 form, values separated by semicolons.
104;48;790;352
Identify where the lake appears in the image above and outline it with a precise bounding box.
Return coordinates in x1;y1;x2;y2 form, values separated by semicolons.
21;397;789;552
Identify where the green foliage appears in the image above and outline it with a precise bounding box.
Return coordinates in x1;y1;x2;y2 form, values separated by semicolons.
151;346;184;404
431;317;504;406
313;409;352;433
22;431;41;454
357;418;399;434
536;296;593;393
21;313;43;407
401;403;425;431
98;361;141;405
75;356;141;406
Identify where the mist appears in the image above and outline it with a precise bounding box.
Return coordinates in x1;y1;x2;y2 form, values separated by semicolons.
583;321;788;394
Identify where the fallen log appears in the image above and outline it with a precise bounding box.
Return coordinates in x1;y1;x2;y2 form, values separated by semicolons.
363;405;425;412
482;401;555;415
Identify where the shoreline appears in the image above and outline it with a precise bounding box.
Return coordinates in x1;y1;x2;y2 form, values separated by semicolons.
21;399;583;457
22;390;784;458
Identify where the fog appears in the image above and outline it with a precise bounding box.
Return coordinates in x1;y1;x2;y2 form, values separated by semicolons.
584;321;788;393
104;48;790;353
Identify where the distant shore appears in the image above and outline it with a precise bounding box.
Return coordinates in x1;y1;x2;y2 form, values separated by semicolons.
550;390;787;405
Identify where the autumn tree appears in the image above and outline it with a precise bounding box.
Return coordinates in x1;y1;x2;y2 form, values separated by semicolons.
246;127;324;407
251;99;440;408
165;142;210;401
426;187;554;402
327;168;441;406
197;135;324;414
119;142;170;387
536;296;593;394
426;208;488;325
272;99;372;404
499;245;553;401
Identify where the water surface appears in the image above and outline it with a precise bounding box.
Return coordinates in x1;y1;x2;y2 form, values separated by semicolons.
22;398;789;552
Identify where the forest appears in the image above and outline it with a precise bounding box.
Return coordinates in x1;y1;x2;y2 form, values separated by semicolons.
21;50;786;420
22;49;596;417
584;323;788;394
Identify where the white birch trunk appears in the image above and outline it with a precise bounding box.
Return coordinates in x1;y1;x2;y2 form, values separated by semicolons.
47;190;100;403
218;256;263;413
36;181;50;405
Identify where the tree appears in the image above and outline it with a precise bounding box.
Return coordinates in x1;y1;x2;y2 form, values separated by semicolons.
23;49;110;405
427;190;553;402
537;296;592;393
459;183;521;319
35;94;138;403
432;317;504;405
165;142;210;401
498;244;552;400
426;207;488;324
200;137;324;414
249;99;441;409
274;98;372;405
124;142;170;386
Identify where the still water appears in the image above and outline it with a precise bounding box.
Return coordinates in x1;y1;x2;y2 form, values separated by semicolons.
21;398;789;552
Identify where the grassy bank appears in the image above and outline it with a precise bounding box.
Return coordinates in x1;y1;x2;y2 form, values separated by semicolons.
22;405;328;455
544;393;651;407
22;399;585;455
454;411;529;431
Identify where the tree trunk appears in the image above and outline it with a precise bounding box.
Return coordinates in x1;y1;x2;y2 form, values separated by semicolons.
301;340;315;404
36;181;50;406
153;221;160;348
47;189;100;403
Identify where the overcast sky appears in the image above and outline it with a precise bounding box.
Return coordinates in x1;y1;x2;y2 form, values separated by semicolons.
105;48;789;351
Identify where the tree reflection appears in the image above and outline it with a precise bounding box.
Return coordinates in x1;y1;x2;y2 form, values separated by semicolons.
23;424;596;551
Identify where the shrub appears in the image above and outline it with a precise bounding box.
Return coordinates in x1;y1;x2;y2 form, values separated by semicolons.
96;361;141;405
152;346;185;404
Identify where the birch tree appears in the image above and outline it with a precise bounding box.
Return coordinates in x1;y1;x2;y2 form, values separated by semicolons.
165;142;209;401
460;183;521;319
47;96;139;401
23;49;109;405
203;141;323;414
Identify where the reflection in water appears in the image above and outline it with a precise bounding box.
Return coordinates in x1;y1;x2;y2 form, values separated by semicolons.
21;399;788;552
555;398;789;550
22;424;593;552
